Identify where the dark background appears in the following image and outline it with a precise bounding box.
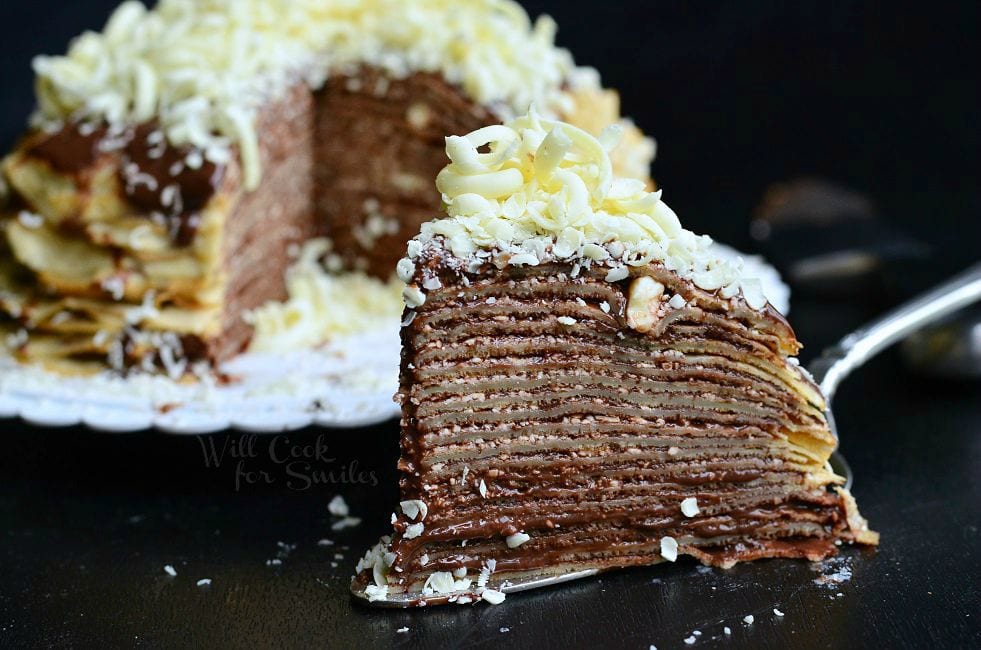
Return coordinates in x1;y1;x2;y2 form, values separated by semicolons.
2;0;978;263
1;1;979;649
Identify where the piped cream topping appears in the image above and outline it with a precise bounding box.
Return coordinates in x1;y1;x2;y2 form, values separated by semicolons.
403;109;770;310
32;0;594;189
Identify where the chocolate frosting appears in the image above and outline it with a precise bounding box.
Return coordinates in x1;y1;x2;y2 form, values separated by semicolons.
26;124;106;173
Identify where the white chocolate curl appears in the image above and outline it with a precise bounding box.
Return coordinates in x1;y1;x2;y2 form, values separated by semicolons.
407;109;770;311
430;108;685;258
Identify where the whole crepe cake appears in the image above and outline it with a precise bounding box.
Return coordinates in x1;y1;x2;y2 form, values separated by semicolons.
352;109;878;606
0;0;654;375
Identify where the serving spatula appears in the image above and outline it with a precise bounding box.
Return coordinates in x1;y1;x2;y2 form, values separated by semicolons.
814;261;981;487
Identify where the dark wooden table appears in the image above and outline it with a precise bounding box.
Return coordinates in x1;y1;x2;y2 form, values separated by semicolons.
2;283;979;649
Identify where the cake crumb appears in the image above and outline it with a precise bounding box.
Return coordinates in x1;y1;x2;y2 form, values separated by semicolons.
163;565;177;577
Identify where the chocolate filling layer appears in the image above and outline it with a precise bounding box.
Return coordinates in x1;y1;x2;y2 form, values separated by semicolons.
353;256;875;604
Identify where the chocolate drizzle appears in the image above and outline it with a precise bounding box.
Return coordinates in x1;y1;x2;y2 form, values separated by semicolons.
25;122;224;246
26;124;106;173
121;124;224;246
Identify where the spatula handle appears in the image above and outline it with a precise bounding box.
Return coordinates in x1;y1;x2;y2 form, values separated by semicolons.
810;261;981;400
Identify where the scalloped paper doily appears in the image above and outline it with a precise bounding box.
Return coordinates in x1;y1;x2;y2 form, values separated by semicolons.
0;325;401;434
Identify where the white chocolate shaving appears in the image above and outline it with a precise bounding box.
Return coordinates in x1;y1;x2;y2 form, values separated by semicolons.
355;536;392;588
680;497;700;518
32;0;598;190
400;499;428;521
477;559;496;587
505;532;530;548
17;211;44;230
327;494;349;517
246;239;403;352
364;584;388;602
402;286;427;309
481;589;506;605
422;571;471;595
404;523;425;539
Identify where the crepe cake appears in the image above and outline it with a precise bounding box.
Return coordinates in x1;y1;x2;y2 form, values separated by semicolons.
352;109;878;606
0;0;654;374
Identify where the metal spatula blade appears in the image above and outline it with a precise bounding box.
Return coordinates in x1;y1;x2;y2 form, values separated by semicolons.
354;262;981;607
351;568;603;607
808;262;981;440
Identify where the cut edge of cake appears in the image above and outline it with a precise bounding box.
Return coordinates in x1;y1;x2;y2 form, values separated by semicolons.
352;108;878;607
